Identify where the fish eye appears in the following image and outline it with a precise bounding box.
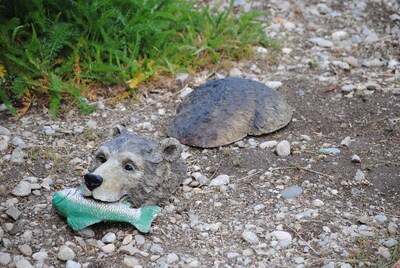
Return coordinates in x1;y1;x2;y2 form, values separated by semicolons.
124;164;134;171
97;154;107;163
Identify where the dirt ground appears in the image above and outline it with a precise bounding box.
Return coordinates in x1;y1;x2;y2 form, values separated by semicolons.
0;0;399;267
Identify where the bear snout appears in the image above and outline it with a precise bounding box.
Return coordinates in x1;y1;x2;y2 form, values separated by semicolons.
84;173;103;191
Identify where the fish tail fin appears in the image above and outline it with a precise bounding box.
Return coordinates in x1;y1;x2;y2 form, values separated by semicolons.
130;206;161;233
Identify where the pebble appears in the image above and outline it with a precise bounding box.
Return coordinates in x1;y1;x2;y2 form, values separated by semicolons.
150;244;164;255
6;206;21;220
375;214;388;223
102;244;115;253
229;67;243;77
166;253;179;264
388;222;398;235
119;244;138;255
209;174;230;186
241;231;259;244
102;232;116;243
0;125;11;136
86;119;97;129
309;37;333;48
312;199;324;207
19;244;32;256
265;81;283;90
32;251;48;261
15;259;33;268
351;155;361;163
11;181;32;197
259;140;278;149
0;252;11;265
319;148;340;155
321;262;335;268
122;235;133;245
340;136;351;147
378;246;391;259
180;87;193;99
281;186;303;199
135;234;145;245
332;30;348;41
77;228;95;238
353;169;365;181
66;260;81;268
382;238;398;248
0;135;10;151
269;231;292;247
332;61;350;70
10;147;24;163
341;85;356;92
276;140;291;156
123;257;140;267
57;245;75;261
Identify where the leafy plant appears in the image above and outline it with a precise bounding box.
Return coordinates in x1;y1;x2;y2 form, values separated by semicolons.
0;0;273;115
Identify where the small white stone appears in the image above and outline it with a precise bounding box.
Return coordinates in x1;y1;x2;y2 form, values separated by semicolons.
332;30;348;41
276;140;291;157
241;231;259;244
32;251;48;262
255;47;268;54
123;256;140;267
312;199;324;207
340;136;351;147
102;232;116;243
282;48;292;54
166;253;179;264
180;87;193;99
86;119;97;129
259;140;278;149
11;181;32;197
341;85;356;92
265;81;283;90
66;260;81;268
57;245;75;261
309;37;333;48
354;169;365;181
102;244;115;254
351;154;361;163
122;234;133;245
209;174;230;186
15;259;33;268
229;67;243;77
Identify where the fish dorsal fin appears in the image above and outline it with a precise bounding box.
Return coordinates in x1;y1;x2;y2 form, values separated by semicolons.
67;215;101;231
121;201;132;208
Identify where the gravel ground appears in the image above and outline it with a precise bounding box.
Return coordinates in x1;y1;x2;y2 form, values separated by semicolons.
1;0;399;267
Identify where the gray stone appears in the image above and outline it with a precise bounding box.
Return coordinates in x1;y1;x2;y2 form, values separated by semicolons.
15;259;34;268
354;169;365;181
123;257;140;267
382;238;398;248
351;155;361;163
276;140;291;156
77;228;95;238
180;87;193;99
101;244;115;253
66;260;81;268
341;85;356;92
241;231;259;244
319;148;340;155
10;147;24;163
340;136;351;147
19;244;32;256
101;232;116;243
135;234;145;245
150;244;164;255
166;253;179;264
119;244;138;255
332;61;350;70
375;214;388;223
309;37;333;48
264;81;283;90
269;231;292;247
312;199;324;207
281;186;303;199
209;174;230;186
12;137;26;148
0;125;11;136
11;181;32;197
332;31;348;41
259;140;278;149
364;32;379;44
32;251;48;261
321;263;335;268
0;252;11;265
388;222;398;235
57;245;75;261
6;206;21;220
0;135;10;151
86;119;97;129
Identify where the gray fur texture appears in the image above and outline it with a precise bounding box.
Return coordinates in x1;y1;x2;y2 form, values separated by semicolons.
82;125;186;207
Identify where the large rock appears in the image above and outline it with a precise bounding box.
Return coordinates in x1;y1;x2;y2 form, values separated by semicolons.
168;78;293;148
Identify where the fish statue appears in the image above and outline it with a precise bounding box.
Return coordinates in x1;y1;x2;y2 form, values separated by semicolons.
52;187;161;233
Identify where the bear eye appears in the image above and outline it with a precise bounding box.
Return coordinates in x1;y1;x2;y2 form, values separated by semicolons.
97;154;107;163
124;164;134;171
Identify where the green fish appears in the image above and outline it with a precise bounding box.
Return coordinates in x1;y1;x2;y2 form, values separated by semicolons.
52;187;160;233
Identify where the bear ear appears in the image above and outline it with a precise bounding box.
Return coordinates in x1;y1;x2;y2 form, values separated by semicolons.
159;138;182;162
110;124;127;138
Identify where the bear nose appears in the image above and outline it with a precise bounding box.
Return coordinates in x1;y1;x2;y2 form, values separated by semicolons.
84;173;103;191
